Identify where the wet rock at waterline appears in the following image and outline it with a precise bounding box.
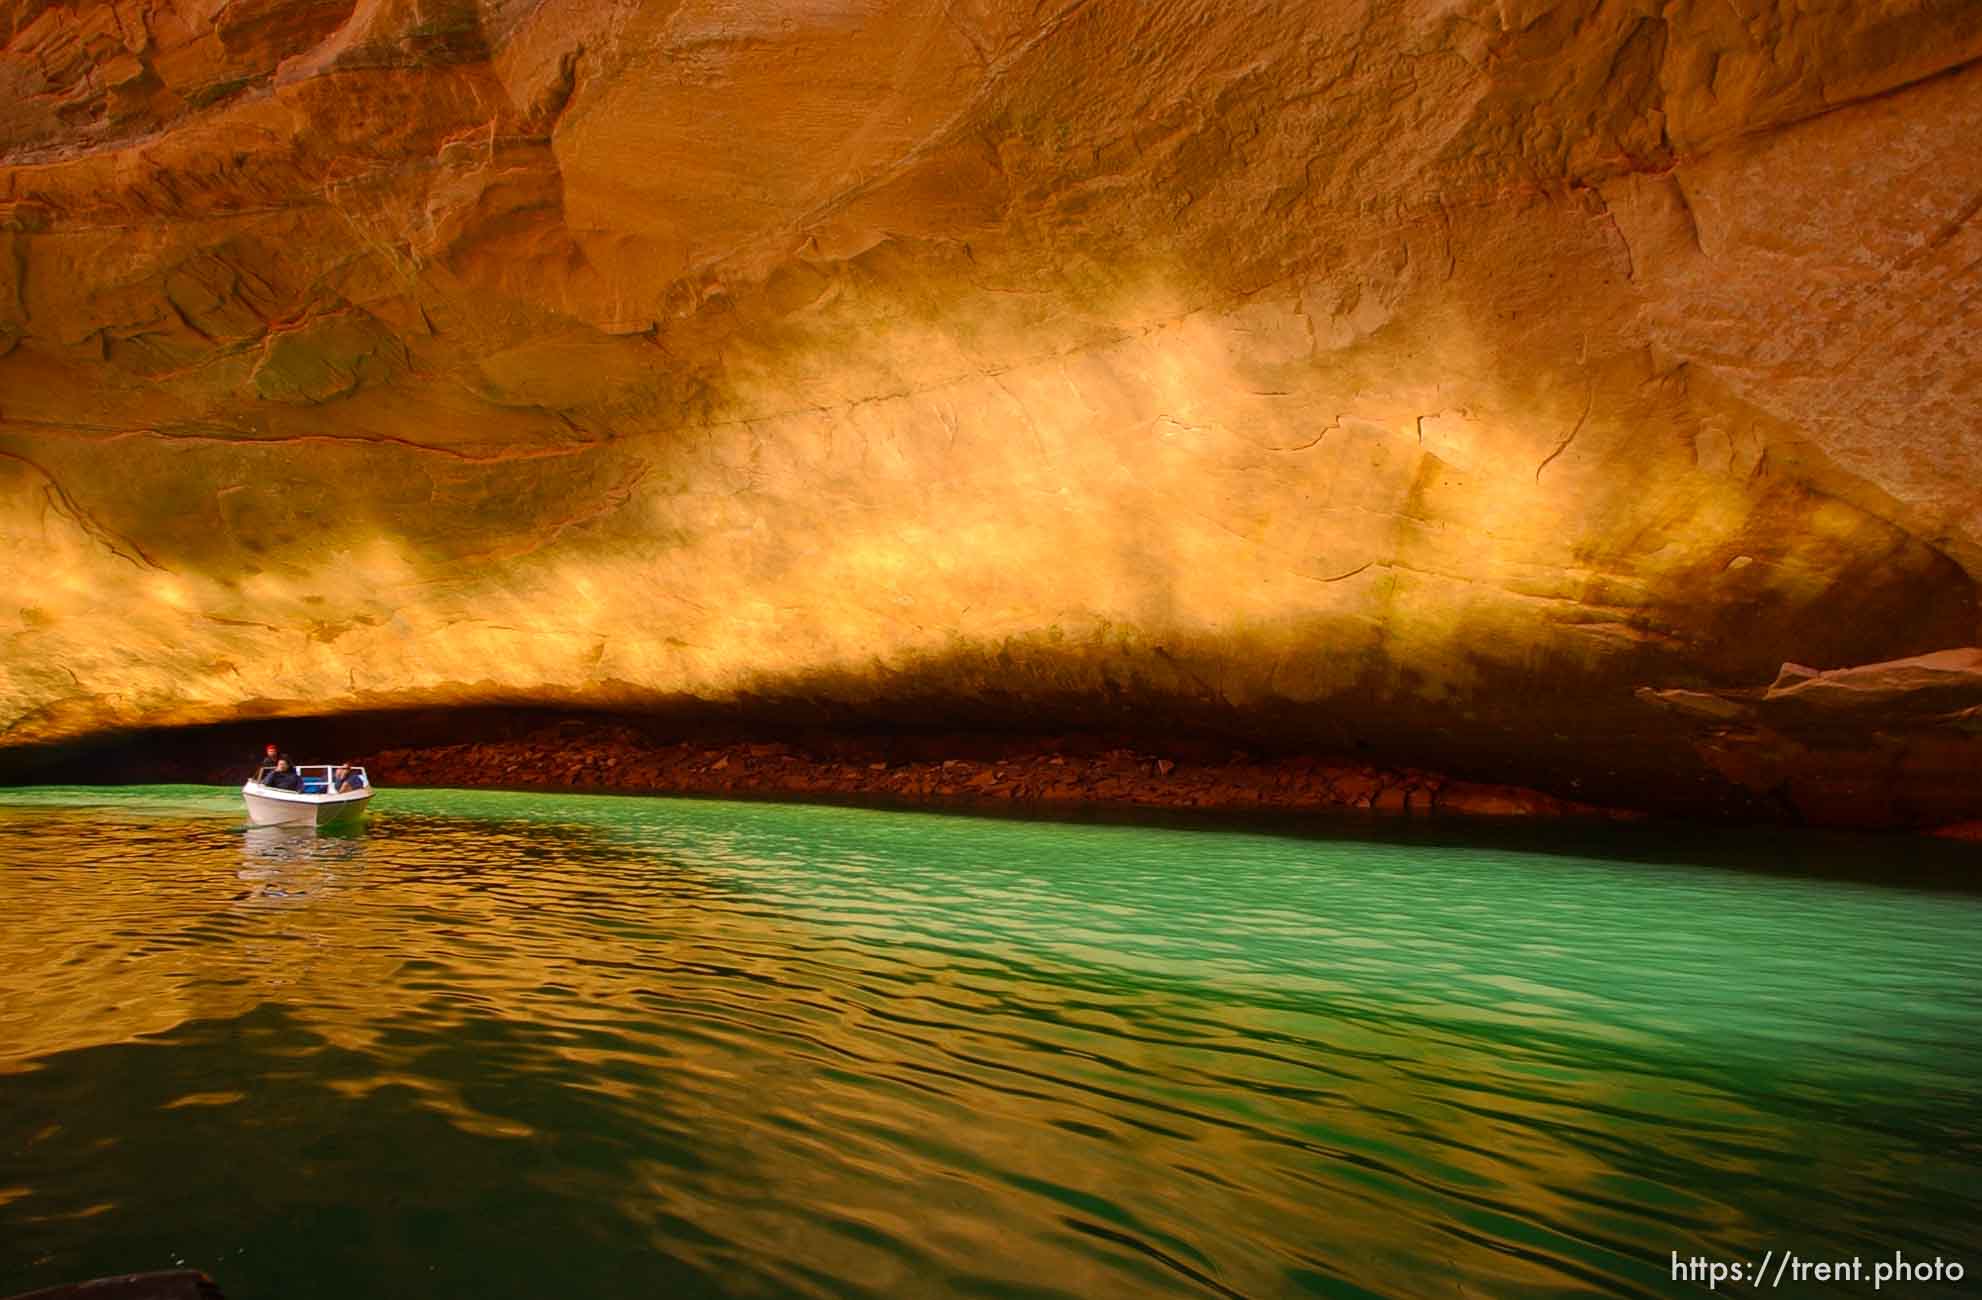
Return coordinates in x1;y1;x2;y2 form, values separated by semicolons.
2;1;1980;828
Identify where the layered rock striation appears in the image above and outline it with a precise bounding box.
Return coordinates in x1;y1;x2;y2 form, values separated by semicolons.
2;0;1980;826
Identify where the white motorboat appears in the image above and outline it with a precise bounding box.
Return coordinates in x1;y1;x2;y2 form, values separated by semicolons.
242;764;374;827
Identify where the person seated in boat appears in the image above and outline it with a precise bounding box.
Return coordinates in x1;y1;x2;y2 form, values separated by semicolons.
333;763;367;793
262;757;303;791
253;742;278;780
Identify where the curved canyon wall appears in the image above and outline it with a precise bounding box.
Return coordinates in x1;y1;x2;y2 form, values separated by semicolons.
2;0;1980;823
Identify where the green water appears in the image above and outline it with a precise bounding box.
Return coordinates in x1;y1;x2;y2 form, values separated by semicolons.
1;787;1978;1299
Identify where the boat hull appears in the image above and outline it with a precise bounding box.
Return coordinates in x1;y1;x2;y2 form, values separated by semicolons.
241;782;372;827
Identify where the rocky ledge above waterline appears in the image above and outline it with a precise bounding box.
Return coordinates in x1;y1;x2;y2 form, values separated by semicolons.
2;1;1979;832
353;730;1633;822
1638;649;1982;829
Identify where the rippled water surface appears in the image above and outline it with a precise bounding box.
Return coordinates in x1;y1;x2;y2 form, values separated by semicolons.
2;787;1980;1299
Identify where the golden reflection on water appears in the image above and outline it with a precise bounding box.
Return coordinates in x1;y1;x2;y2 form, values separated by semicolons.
2;790;1980;1299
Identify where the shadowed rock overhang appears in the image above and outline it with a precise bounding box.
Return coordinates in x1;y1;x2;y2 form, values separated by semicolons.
1;0;1979;827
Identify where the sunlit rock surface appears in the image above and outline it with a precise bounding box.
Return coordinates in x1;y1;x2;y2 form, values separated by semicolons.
2;0;1979;824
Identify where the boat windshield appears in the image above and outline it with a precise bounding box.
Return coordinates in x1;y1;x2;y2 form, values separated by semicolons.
253;764;370;792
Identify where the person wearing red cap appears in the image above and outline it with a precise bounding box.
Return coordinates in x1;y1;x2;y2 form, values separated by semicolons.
253;742;278;782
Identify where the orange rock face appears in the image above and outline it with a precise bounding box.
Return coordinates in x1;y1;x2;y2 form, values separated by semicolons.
2;0;1980;825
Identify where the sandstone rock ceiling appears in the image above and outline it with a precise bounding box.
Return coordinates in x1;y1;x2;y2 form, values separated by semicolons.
2;0;1980;820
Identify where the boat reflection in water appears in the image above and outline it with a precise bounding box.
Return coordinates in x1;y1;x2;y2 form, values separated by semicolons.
237;818;367;899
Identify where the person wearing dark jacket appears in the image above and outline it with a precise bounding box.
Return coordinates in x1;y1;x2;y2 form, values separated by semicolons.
262;758;303;791
253;742;278;780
